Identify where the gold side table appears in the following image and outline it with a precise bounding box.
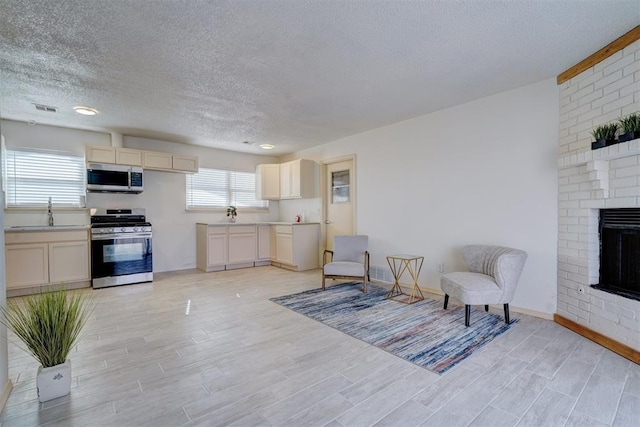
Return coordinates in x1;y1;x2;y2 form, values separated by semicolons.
386;254;425;304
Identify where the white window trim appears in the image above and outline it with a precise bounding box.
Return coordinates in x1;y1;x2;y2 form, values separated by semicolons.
3;146;86;208
186;167;269;211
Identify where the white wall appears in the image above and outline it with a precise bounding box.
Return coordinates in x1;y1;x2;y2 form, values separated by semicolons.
283;79;560;316
0;120;280;272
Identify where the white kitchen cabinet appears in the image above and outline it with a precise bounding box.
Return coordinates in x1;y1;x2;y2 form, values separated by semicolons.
255;164;281;200
143;151;173;170
196;223;319;272
86;146;143;166
275;228;294;265
257;225;271;265
49;241;90;283
115;148;143;166
87;145;198;173
271;224;320;271
279;159;316;199
172;154;199;173
197;224;227;272
86;145;116;164
228;225;257;268
5;243;48;288
143;151;199;173
4;229;91;293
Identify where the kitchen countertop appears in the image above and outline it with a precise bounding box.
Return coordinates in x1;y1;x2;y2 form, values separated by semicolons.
4;225;90;232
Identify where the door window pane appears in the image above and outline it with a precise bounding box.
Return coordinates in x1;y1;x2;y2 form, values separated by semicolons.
332;170;350;203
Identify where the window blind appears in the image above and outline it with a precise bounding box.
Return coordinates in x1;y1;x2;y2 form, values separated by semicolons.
4;147;85;207
186;167;268;209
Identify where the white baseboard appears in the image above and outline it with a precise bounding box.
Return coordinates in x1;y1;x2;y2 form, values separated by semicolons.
0;380;13;412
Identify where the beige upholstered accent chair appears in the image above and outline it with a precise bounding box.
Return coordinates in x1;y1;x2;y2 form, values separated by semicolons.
440;245;527;326
322;235;370;293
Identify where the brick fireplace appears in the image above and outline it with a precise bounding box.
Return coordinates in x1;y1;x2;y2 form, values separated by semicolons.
556;37;640;352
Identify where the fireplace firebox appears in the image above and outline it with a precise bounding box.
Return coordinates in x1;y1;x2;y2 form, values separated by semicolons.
595;208;640;301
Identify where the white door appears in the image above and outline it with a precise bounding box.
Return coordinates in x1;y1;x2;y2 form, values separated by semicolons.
323;158;355;251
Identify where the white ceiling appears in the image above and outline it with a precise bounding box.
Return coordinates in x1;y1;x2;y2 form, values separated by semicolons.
1;1;638;155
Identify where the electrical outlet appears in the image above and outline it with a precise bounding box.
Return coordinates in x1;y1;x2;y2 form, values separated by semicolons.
438;262;444;273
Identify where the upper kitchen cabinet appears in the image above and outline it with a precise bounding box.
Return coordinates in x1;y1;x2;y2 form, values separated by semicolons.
86;145;143;166
256;163;281;200
280;159;316;199
172;154;199;173
143;151;199;173
143;151;172;169
86;145;198;173
86;145;117;164
116;148;143;166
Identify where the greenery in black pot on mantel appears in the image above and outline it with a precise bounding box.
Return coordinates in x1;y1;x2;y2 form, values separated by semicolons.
618;112;640;143
590;123;619;150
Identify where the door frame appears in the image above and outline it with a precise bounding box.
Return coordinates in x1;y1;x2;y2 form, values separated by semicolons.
321;154;357;252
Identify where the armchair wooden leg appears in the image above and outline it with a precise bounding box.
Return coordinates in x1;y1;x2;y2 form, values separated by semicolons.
485;305;489;312
504;304;510;324
465;305;471;327
363;276;367;293
322;275;325;290
443;294;449;309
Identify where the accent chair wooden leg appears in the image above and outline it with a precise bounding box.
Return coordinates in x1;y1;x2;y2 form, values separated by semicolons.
485;305;489;312
322;275;325;290
465;305;471;327
443;294;449;309
504;304;510;324
363;276;367;293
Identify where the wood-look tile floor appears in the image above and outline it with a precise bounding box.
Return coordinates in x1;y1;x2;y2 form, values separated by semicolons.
1;266;638;426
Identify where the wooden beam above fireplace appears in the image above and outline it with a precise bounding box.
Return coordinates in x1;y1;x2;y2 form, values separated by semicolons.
557;25;640;85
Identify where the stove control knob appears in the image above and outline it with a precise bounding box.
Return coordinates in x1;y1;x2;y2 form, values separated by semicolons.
121;227;126;233
109;228;114;233
133;227;139;232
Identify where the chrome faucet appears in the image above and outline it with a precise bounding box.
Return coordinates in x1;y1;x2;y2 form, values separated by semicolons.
47;197;54;226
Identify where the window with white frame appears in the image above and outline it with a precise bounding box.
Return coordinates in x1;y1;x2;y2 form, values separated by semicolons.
186;167;268;210
3;147;86;207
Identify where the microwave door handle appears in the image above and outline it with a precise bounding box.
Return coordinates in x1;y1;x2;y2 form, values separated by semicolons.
128;169;131;190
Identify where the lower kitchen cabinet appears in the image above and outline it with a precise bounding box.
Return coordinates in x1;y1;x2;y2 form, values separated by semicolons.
49;241;90;283
227;226;257;268
257;225;272;265
271;224;319;271
196;223;320;272
197;225;227;272
4;229;91;293
5;243;48;288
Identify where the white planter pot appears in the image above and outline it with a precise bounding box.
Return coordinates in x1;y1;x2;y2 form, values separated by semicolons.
36;359;71;402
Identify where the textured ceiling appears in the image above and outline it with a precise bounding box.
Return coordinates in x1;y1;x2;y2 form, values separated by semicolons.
0;1;638;155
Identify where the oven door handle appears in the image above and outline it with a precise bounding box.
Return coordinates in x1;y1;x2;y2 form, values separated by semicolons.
92;233;152;240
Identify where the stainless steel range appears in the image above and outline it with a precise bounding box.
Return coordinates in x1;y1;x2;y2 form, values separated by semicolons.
90;208;153;288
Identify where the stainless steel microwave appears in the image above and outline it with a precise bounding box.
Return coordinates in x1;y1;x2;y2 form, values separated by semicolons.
87;163;143;193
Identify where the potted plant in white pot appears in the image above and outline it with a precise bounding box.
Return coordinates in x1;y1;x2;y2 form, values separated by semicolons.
1;288;93;402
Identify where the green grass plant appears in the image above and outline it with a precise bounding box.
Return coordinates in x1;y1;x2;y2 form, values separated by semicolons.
619;112;640;133
590;123;618;141
2;289;93;368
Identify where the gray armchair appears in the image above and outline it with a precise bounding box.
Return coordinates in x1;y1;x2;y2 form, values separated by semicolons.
440;245;527;326
322;235;370;293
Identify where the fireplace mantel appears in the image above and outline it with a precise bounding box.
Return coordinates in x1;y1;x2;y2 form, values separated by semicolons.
558;138;640;169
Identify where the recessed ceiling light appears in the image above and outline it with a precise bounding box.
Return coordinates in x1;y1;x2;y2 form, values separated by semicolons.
73;106;98;116
260;144;274;150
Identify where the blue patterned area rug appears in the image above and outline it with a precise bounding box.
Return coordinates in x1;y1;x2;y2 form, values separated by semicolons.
270;282;519;374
